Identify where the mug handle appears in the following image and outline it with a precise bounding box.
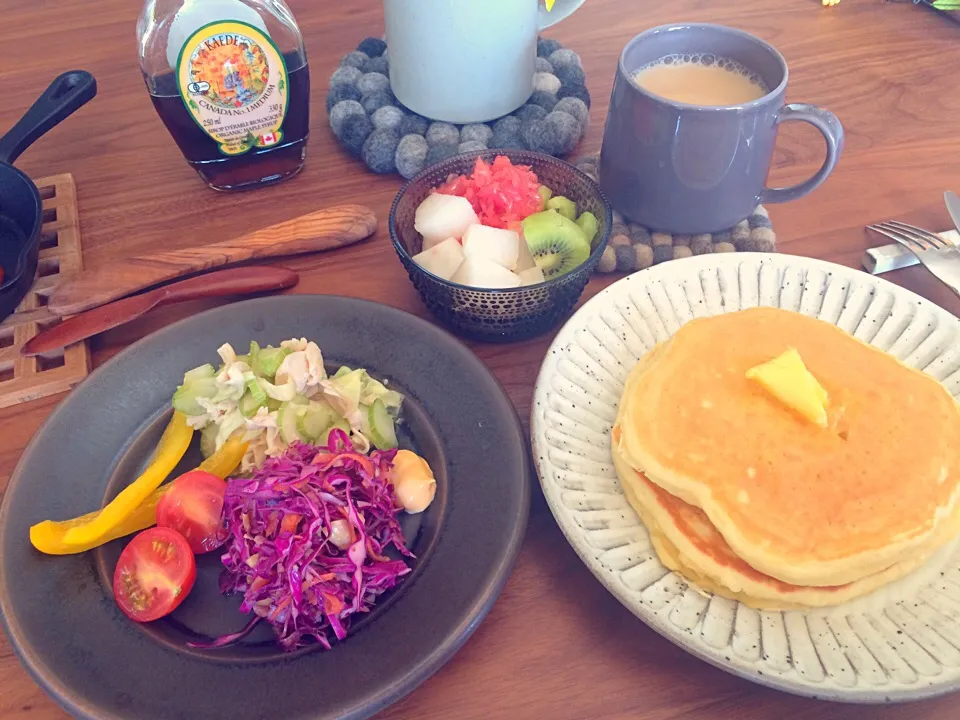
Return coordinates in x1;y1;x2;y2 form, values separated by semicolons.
761;103;844;204
538;0;585;30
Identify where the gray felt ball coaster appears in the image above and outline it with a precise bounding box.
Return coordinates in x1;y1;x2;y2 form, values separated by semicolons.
572;153;778;274
327;36;592;178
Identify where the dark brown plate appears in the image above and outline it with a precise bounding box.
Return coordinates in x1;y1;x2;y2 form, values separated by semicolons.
0;295;530;719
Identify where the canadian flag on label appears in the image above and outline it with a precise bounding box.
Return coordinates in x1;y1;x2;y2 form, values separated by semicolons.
260;132;279;146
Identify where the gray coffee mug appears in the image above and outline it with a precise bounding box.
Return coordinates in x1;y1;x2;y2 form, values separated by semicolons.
599;24;844;234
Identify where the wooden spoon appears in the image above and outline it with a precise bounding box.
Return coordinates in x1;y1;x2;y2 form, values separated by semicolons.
49;204;377;316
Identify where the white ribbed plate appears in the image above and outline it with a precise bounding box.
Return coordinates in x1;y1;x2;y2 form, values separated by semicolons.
532;253;960;703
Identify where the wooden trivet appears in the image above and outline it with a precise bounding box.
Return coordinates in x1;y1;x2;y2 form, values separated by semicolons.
0;174;89;408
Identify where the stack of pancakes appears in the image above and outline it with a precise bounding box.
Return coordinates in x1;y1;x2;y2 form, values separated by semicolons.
612;307;960;609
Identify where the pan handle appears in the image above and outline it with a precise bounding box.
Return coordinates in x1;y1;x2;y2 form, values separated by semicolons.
0;71;97;165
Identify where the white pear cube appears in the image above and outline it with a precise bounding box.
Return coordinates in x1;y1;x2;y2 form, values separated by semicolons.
414;194;479;246
518;266;545;286
462;224;520;270
421;234;453;252
412;237;465;281
514;231;537;272
450;257;521;289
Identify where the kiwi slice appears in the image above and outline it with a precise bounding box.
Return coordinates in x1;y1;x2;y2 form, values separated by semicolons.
537;185;553;205
521;210;591;280
546;195;577;220
576;211;599;246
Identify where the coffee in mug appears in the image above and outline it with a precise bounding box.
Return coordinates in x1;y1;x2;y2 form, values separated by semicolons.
599;24;844;235
632;55;767;106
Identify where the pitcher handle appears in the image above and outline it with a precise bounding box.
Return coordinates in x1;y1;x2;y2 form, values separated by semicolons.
538;0;585;30
760;103;844;204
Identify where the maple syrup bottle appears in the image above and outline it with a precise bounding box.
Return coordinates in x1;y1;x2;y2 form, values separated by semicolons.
137;0;310;191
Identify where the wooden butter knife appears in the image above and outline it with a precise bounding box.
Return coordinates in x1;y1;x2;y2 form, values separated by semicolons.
48;204;377;316
22;266;299;356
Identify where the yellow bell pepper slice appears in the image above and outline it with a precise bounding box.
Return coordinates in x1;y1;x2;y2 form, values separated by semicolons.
196;434;248;478
60;411;194;546
31;486;169;556
29;432;248;555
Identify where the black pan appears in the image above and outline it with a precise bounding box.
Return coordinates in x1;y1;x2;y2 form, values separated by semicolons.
0;71;97;321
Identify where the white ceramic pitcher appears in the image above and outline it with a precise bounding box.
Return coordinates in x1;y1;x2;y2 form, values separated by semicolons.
384;0;585;124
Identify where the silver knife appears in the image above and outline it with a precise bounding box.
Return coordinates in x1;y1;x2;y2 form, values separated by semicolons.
945;191;960;234
904;244;960;298
913;191;960;296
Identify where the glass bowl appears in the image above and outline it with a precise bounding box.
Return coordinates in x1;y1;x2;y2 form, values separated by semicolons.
389;150;612;343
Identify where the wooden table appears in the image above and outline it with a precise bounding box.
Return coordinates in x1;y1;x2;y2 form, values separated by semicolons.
1;0;959;718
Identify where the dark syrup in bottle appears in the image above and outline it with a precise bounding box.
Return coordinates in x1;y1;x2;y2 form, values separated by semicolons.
148;53;309;191
137;0;310;192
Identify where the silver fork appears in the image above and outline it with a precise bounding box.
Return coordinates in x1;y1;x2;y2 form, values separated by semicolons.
867;220;960;297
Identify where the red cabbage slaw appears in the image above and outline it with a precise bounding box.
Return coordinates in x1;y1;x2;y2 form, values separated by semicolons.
215;430;413;651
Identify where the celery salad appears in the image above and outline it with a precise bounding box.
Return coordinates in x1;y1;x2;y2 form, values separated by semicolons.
172;338;403;473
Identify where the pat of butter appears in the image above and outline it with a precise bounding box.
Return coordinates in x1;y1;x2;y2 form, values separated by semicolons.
745;347;829;428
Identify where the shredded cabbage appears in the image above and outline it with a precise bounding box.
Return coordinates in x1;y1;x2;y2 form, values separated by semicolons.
215;430;413;651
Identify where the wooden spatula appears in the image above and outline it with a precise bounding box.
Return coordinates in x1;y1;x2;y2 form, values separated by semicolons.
22;266;299;356
49;204;377;316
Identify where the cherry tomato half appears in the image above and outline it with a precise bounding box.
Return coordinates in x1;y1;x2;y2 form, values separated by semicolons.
156;470;227;554
112;527;196;622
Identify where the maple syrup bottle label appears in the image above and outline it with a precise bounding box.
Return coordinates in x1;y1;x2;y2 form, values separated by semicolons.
175;21;289;156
